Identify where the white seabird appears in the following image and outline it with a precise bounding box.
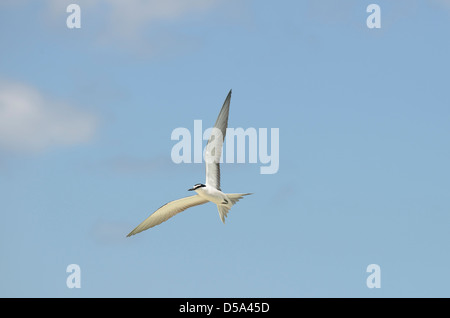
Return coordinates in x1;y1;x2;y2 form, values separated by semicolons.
127;90;251;237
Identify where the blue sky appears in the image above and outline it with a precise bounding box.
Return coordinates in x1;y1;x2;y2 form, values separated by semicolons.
1;0;449;297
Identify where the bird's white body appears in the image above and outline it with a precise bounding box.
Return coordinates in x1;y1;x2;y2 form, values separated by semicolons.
194;186;229;205
127;90;252;237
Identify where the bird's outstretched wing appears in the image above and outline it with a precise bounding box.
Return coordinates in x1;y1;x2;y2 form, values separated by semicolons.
205;90;232;190
127;195;209;236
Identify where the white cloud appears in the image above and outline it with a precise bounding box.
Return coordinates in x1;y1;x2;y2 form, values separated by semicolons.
101;0;217;33
0;81;97;152
45;0;221;37
3;0;242;57
49;0;218;22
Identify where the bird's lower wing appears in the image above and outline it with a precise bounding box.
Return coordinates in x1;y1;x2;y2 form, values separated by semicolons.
127;195;209;237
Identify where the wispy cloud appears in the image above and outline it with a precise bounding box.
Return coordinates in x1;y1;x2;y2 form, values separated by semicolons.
0;81;97;152
93;0;218;35
45;0;219;27
41;0;226;56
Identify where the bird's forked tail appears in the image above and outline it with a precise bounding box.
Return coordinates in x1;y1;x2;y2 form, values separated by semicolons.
217;193;252;224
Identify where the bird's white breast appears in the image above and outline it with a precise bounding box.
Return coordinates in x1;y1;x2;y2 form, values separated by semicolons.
195;186;228;205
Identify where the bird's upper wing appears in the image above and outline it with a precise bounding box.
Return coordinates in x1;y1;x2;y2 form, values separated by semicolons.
205;90;232;190
127;195;209;236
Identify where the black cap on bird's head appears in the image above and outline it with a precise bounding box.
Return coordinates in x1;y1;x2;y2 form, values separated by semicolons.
188;183;206;191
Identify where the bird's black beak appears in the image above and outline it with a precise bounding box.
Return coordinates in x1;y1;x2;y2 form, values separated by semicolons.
188;188;195;191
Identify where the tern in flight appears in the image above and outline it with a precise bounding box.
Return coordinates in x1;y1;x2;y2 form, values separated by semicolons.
127;90;252;237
